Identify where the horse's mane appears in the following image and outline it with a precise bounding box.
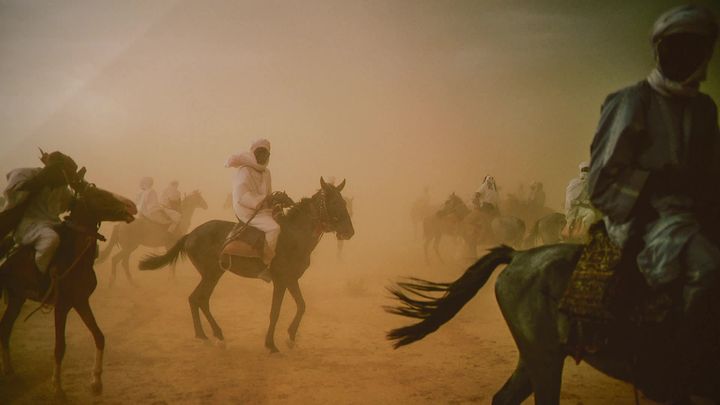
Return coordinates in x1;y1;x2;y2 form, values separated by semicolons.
285;198;313;221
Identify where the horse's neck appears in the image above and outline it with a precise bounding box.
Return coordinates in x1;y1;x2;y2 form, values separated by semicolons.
178;202;198;231
283;201;323;255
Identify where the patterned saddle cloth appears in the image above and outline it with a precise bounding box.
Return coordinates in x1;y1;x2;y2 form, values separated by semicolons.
558;222;678;360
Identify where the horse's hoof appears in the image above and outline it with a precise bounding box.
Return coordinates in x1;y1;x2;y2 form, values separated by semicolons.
54;386;66;400
285;338;296;349
90;381;103;395
214;339;226;349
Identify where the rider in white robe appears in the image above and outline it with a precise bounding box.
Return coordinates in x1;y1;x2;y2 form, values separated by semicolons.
2;151;78;274
564;162;598;240
226;139;280;272
160;180;182;232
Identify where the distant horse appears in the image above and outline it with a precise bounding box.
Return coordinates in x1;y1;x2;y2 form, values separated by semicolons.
386;245;720;404
423;193;469;263
0;178;136;397
139;178;354;352
411;196;435;238
97;190;207;286
462;206;526;257
523;212;567;248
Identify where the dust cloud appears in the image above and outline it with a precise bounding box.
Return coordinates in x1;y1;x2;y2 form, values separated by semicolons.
1;1;719;404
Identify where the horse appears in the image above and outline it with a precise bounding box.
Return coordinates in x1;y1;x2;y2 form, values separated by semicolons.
97;190;207;286
423;193;469;263
461;205;526;257
385;245;720;404
138;178;354;352
523;212;567;248
0;178;136;397
411;195;435;239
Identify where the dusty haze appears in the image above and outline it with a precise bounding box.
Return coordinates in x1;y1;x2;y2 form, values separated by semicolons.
1;1;719;404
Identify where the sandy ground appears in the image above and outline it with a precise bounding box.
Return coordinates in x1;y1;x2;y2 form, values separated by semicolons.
1;238;654;404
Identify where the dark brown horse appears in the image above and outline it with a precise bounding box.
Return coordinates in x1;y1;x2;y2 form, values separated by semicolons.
139;178;354;352
0;180;136;396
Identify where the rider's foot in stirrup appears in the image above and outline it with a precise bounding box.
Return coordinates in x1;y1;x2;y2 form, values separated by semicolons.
257;268;272;283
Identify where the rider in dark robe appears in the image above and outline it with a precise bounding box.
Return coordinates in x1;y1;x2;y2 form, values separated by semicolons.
586;5;719;397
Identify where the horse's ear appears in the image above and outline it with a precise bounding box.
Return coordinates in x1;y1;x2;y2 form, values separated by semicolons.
38;147;49;164
76;167;87;182
320;177;328;190
337;179;346;192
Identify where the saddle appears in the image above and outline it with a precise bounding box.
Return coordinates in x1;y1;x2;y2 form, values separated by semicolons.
218;221;269;279
221;221;265;259
558;222;678;361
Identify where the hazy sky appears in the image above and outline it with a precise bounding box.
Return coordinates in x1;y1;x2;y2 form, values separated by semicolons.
1;0;719;242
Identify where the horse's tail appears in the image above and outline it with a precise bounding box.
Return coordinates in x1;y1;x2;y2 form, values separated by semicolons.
138;234;188;271
385;245;515;348
96;224;120;263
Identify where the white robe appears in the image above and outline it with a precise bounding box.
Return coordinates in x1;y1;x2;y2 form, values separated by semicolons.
5;168;73;272
476;184;499;207
228;153;280;265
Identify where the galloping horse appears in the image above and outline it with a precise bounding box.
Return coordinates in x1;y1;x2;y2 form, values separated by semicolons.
423;193;469;263
139;178;354;352
0;178;136;397
97;190;207;285
386;245;720;404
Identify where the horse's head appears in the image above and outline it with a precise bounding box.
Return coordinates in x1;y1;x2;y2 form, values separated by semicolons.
271;191;295;209
71;178;137;224
183;190;208;210
316;177;355;240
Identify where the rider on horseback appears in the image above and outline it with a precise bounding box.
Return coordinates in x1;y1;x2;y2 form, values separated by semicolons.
0;150;80;295
225;138;279;282
563;162;598;241
473;175;500;216
160;180;182;232
587;5;719;398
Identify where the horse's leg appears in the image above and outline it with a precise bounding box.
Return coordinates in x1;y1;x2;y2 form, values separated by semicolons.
74;299;105;395
52;302;72;397
169;260;177;281
188;278;209;340
523;352;563;405
286;280;305;344
434;234;443;263
110;252;122;287
0;291;25;376
492;358;533;405
197;274;224;344
122;252;136;286
265;281;287;353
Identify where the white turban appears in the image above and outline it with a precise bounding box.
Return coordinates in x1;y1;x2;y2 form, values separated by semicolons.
250;138;271;153
139;177;154;190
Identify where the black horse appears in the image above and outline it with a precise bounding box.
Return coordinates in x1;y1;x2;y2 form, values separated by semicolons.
386;245;720;404
139;178;354;352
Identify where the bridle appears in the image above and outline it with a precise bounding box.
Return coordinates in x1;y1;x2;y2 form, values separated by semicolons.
311;188;337;235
